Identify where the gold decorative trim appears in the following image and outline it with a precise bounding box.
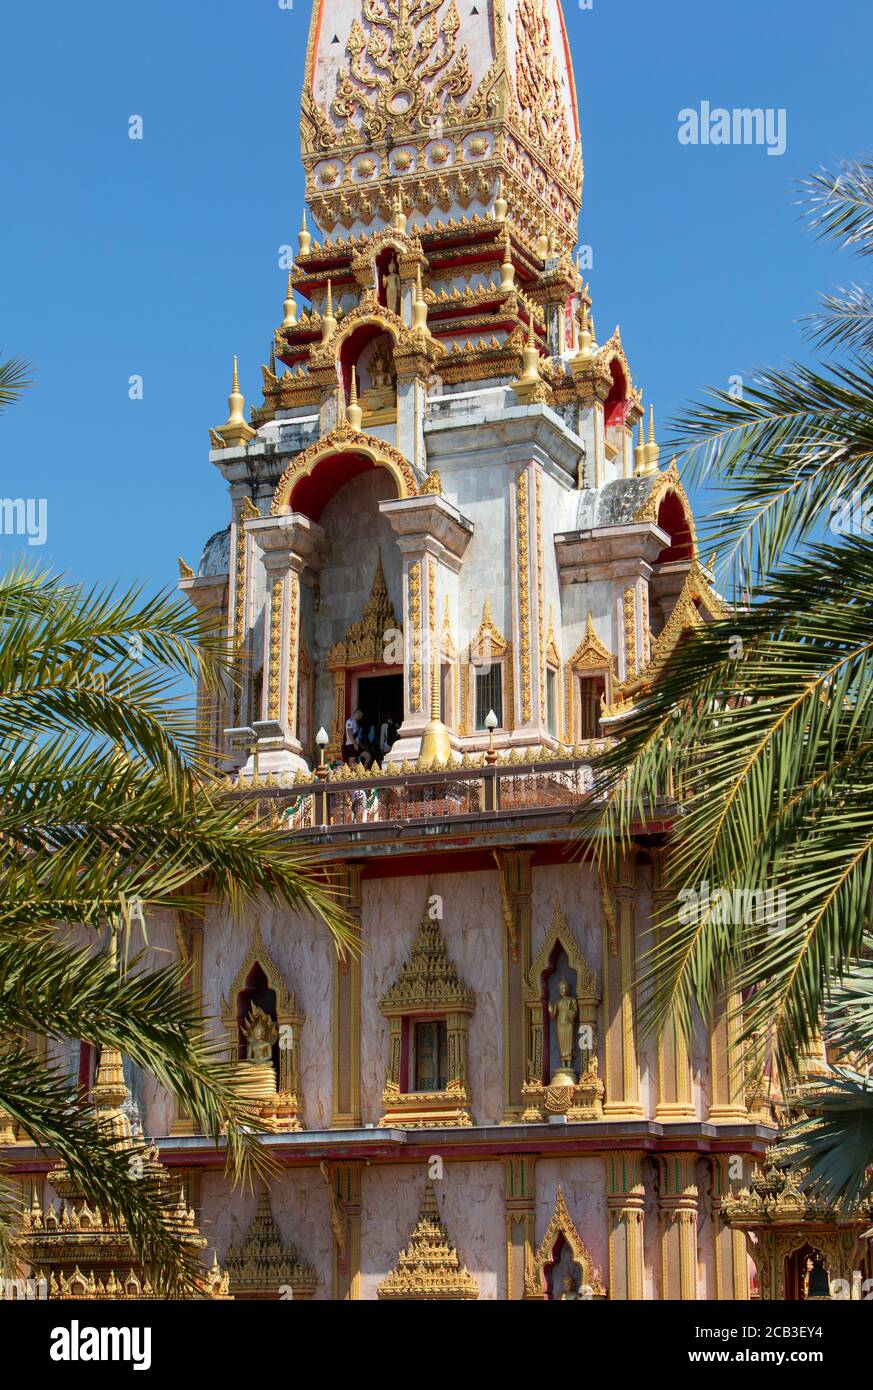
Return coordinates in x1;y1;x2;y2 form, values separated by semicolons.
326;554;399;669
287;573;300;737
632;460;698;556
623;585;637;680
267;577;284;721
270;422;418;516
516;468;532;723
525;1186;606;1300
408;559;423;713
378;903;475;1129
232;497;260;725
225;1186;317;1299
221;925;305;1132
377;1181;478;1300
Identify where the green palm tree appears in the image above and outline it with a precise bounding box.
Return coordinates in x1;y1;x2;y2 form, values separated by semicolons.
592;156;873;1205
0;557;354;1294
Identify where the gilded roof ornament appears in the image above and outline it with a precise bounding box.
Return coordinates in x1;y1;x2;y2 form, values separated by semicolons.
377;1181;479;1300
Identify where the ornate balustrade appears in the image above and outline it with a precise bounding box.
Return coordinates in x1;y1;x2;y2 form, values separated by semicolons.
227;744;614;835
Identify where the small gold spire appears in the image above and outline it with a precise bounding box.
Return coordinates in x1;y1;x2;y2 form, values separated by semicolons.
347;367;363;430
494;174;508;222
282;272;297;328
575;303;593;360
215;355;256;447
634;417;649;476
499;229;515;292
412;264;428;331
298;209;311;256
512;307;543;402
646;404;660;471
535;220;549;259
321;278;337;341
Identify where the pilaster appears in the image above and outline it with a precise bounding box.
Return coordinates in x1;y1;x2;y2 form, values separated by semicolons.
601;854;643;1118
658;1152;699;1299
331;863;363;1129
604;1150;646;1299
503;1154;537;1299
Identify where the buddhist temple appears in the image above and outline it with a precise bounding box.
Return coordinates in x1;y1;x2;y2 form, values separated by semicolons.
6;0;858;1302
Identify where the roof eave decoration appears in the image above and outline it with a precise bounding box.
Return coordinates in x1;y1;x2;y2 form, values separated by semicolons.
632;460;698;555
601;561;729;718
270;420;420;516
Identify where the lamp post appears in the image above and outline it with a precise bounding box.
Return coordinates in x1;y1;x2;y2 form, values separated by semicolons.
315;726;329;774
484;708;498;766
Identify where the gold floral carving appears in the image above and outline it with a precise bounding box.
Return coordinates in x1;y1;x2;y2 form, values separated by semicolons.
287;573;300;734
221;926;305;1132
232;497;260;724
516;468;532;723
326;554;399;669
408;559;423;712
603;561;729;718
270;422;418;515
525;1186;606;1300
225;1186;317;1299
377;1181;478;1300
267;577;284;721
378;905;475;1128
623;585;637;680
521;898;603;1123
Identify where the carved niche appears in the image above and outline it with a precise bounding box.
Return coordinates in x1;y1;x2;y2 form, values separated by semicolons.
221;925;305;1132
378;904;475;1129
526;1186;607;1300
521;898;604;1122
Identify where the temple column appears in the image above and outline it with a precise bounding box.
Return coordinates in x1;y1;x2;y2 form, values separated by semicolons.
709;1156;750;1299
493;849;533;1121
601;853;643;1118
248;513;328;774
652;851;695;1121
379;494;473;762
658;1153;699;1299
604;1150;646;1299
512;463;542;735
503;1154;537;1299
170;909;204;1136
331;864;363;1129
323;1160;363;1300
709;984;748;1123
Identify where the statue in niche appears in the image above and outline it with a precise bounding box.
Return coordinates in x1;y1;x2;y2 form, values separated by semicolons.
560;1273;591;1301
363;340;397;414
241;1004;278;1064
548;978;579;1084
385;257;401;316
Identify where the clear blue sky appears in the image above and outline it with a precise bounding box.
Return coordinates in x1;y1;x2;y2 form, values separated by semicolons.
2;0;870;591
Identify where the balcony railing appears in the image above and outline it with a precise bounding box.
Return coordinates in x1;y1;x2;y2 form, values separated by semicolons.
230;744;614;834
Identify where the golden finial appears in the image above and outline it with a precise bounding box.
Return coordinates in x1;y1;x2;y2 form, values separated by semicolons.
214;355;255;446
177;556;194;580
298;209;311;256
321;278;337;341
575;303;593;361
282;271;297;328
347;367;363;430
494;174;508;222
412;264;428;331
393;190;407;234
500;229;515;292
512;307;543;402
646;404;660;471
535;220;549;259
634;417;649;476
